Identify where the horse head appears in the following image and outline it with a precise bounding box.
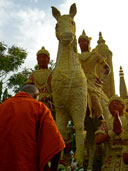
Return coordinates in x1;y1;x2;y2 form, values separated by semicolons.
51;3;77;44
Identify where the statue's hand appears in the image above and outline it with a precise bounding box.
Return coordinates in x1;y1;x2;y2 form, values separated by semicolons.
103;68;110;75
95;78;103;84
113;111;122;135
103;64;111;75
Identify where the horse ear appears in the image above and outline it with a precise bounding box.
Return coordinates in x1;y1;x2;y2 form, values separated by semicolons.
69;3;77;18
51;6;61;21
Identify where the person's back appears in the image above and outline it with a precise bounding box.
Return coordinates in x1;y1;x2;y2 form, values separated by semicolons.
0;85;65;171
0;92;40;170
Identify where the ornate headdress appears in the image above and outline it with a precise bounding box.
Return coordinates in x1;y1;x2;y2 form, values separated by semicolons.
36;46;50;58
97;32;105;44
92;32;112;58
78;30;91;43
108;95;126;110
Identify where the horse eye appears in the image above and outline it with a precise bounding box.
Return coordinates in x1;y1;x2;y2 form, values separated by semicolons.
56;23;58;29
72;21;75;25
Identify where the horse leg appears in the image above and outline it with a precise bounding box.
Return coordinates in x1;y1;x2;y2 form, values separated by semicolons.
73;119;85;165
55;108;69;141
71;107;86;166
55;108;70;165
87;143;96;171
85;115;96;170
85;114;102;170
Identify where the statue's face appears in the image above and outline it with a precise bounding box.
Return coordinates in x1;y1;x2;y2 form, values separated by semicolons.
37;54;49;69
79;38;89;52
109;100;124;117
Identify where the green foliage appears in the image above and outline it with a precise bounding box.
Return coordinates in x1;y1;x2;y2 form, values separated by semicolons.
0;43;27;73
2;88;12;102
0;42;6;56
0;81;3;100
48;59;55;70
34;64;39;70
0;42;28;103
7;68;32;93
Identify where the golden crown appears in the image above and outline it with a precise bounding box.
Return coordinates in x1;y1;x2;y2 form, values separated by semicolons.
36;46;50;58
78;30;91;42
97;32;105;44
108;95;125;107
92;32;112;57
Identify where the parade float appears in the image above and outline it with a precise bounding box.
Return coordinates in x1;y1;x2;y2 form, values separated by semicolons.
26;3;128;171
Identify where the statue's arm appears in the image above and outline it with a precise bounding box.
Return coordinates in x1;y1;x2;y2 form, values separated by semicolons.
26;72;34;84
95;133;109;145
95;122;109;144
99;58;111;75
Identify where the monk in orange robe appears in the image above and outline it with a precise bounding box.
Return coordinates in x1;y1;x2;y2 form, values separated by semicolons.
0;85;65;171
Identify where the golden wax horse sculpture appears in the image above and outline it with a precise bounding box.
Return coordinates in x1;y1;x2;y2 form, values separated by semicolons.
51;3;87;166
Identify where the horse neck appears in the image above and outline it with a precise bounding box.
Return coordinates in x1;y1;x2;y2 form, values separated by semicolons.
55;41;80;71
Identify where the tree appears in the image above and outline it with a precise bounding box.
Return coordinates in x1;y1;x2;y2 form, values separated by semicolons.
7;68;33;94
0;42;28;102
48;59;55;70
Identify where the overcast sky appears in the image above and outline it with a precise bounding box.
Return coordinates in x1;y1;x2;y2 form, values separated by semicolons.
0;0;128;95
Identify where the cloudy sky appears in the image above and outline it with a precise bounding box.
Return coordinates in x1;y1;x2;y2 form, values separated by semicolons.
0;0;128;95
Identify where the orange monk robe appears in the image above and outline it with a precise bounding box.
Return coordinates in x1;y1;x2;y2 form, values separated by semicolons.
0;92;65;171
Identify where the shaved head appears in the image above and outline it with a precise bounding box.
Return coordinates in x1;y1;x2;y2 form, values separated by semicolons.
21;85;39;99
